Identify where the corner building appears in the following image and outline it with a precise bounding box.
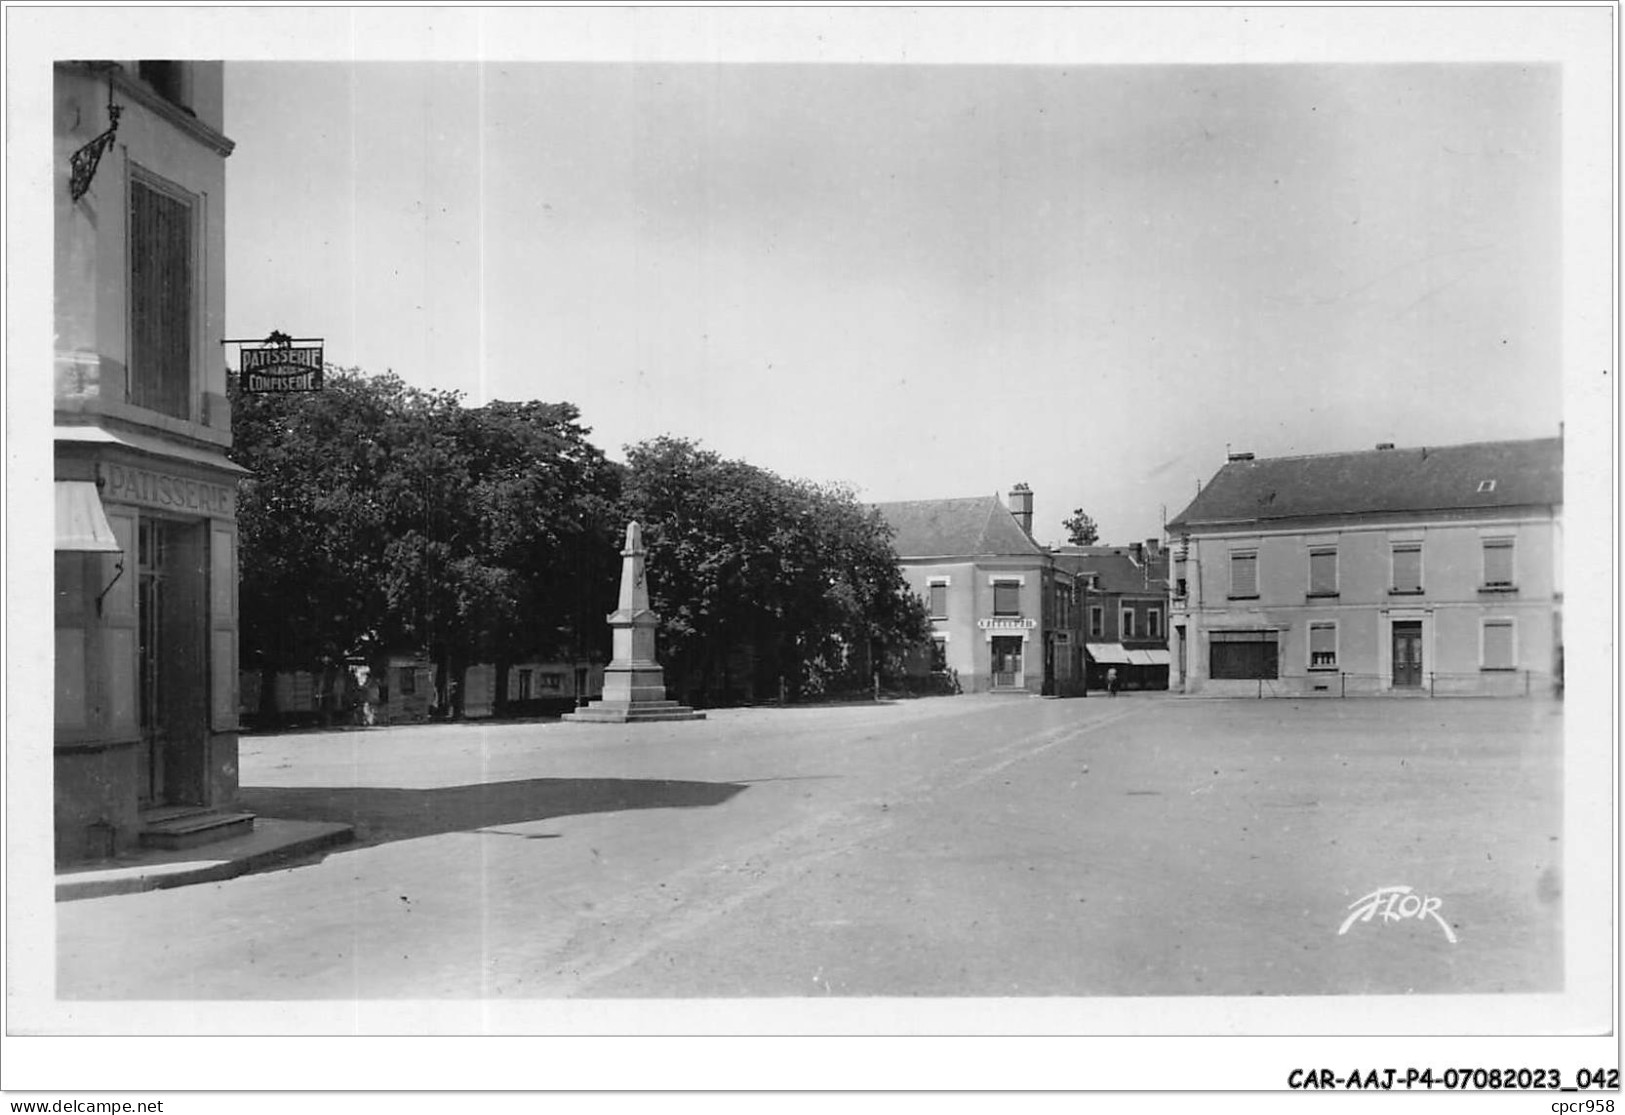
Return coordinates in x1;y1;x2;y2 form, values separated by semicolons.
1167;438;1562;698
53;61;245;862
876;486;1087;697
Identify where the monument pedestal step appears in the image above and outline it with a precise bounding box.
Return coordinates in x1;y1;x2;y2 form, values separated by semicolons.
562;699;706;723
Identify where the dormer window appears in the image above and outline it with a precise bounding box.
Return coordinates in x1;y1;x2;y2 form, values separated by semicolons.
138;61;190;112
1477;480;1497;493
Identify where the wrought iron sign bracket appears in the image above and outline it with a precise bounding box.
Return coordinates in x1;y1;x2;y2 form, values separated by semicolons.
69;71;122;203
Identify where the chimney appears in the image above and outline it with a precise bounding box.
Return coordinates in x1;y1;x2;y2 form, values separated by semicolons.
1145;537;1159;555
1008;483;1034;537
1130;542;1144;563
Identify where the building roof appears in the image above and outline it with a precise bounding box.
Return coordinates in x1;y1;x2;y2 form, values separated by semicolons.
874;495;1045;559
1166;437;1563;531
1053;547;1169;594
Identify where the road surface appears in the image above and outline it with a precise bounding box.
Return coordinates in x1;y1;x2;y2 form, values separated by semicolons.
57;694;1563;1000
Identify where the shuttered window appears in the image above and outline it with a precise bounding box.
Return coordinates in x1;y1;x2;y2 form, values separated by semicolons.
992;581;1020;616
1146;609;1161;638
1209;630;1278;679
1309;548;1338;595
1483;621;1515;670
1483;539;1515;587
928;583;947;619
129;178;193;419
1230;550;1258;597
1309;623;1337;669
1121;607;1135;638
1089;606;1103;636
1392;544;1422;592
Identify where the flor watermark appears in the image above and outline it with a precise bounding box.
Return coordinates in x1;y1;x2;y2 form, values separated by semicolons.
1338;885;1458;944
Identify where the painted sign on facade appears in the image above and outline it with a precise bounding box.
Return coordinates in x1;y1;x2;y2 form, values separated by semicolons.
102;462;235;517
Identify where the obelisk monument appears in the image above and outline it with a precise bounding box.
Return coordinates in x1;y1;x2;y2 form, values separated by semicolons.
563;522;704;722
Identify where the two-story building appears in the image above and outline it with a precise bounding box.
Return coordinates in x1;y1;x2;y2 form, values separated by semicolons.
54;61;247;862
1166;437;1563;697
876;485;1087;696
1055;541;1171;691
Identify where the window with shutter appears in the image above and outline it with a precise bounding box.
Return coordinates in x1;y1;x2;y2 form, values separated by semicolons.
1392;544;1422;592
1482;621;1515;670
1089;606;1103;637
129;177;194;420
992;581;1020;616
928;582;947;619
1121;607;1136;638
1146;609;1161;638
1309;623;1337;669
1208;630;1279;679
1230;551;1258;597
1483;539;1515;588
1308;548;1338;595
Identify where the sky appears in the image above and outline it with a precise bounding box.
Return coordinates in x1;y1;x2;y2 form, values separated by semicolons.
222;59;1562;546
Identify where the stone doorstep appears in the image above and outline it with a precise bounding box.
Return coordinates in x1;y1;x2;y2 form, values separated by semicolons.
56;818;355;902
138;809;257;850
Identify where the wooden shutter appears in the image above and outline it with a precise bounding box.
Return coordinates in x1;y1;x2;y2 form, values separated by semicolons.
1309;549;1337;594
1392;545;1422;591
1483;540;1514;587
929;583;947;618
993;581;1020;616
1230;551;1258;596
1309;623;1336;668
1483;621;1515;669
129;179;193;419
209;521;239;730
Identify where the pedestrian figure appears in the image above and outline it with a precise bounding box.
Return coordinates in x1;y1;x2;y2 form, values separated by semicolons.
1106;667;1119;697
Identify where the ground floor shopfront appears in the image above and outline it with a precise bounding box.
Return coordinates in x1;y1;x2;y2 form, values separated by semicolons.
1170;601;1562;697
54;428;244;864
902;562;1086;697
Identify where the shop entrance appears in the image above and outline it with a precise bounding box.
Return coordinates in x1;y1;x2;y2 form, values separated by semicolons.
137;517;208;807
991;636;1024;688
1392;621;1423;689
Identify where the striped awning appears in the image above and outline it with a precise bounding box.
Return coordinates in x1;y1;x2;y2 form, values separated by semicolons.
55;481;121;552
1085;642;1132;665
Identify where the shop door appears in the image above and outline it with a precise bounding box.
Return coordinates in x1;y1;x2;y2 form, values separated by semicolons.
136;520;169;804
1392;621;1423;688
991;636;1023;688
137;519;208;807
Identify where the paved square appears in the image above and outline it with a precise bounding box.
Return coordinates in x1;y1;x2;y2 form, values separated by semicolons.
57;694;1563;1000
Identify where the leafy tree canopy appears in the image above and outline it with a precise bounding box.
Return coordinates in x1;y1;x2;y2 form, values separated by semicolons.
1063;508;1100;547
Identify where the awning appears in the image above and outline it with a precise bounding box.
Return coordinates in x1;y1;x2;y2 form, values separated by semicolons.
1126;648;1171;667
55;424;249;475
55;481;122;552
1085;642;1132;665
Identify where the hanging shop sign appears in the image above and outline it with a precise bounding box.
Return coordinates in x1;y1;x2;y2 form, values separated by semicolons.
229;331;325;393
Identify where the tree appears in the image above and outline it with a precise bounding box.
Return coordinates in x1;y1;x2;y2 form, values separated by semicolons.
1063;508;1100;546
618;437;929;704
231;368;409;716
231;368;621;720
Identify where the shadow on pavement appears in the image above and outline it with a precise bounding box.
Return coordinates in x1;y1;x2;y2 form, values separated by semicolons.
238;777;748;853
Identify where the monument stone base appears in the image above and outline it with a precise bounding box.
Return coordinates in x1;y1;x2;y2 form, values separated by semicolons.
562;699;705;723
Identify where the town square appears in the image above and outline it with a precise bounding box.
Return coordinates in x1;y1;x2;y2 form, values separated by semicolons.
7;4;1616;1104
